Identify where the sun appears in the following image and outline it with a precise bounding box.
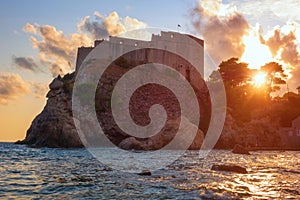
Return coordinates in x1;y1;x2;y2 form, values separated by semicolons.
241;33;273;69
253;73;267;86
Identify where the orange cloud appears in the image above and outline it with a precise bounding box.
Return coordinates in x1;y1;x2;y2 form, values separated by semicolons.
29;82;48;99
191;0;249;64
77;11;147;39
22;11;147;77
259;24;300;91
28;24;92;77
0;72;30;105
261;29;298;62
23;23;37;35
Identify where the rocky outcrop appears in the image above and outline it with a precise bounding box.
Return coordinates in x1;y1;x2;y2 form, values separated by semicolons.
232;144;250;155
49;78;64;90
137;170;152;176
16;73;83;148
215;109;284;149
16;68;206;149
211;164;248;174
117;117;205;150
16;69;285;150
119;137;143;150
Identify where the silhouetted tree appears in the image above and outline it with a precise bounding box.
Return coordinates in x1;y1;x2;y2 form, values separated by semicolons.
217;57;253;86
209;58;255;123
261;62;287;98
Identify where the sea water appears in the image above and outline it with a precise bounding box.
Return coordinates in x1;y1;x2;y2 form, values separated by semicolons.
0;142;299;199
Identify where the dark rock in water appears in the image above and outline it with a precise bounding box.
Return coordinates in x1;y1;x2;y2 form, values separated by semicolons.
232;144;250;155
137;170;152;176
211;164;248;174
118;137;143;150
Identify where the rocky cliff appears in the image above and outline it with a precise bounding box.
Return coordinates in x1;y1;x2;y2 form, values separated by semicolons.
16;73;83;148
16;61;208;149
16;72;285;150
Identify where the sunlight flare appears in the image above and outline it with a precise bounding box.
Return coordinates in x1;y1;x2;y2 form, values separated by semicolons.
253;72;267;86
241;34;273;69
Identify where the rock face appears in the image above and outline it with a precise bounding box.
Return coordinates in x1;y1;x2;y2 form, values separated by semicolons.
118;137;143;150
16;74;83;148
49;78;64;90
232;144;250;155
117;117;205;150
215;109;284;149
211;164;248;174
137;170;152;176
16;64;207;149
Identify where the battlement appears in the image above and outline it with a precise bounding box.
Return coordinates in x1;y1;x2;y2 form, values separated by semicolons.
76;31;204;75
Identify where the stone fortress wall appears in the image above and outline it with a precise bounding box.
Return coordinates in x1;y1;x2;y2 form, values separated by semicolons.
75;31;204;90
73;31;209;150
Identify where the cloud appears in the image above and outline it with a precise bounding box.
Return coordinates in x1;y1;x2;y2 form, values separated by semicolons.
23;23;37;34
190;0;300;92
29;82;48;99
77;11;147;39
0;72;30;105
77;15;108;40
259;23;300;90
27;24;92;77
191;0;249;64
12;56;39;72
289;67;300;90
234;0;300;23
23;11;147;77
261;29;298;60
0;72;49;104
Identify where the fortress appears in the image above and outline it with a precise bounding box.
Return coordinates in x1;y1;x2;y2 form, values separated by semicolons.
75;31;204;90
13;31;212;149
73;31;210;150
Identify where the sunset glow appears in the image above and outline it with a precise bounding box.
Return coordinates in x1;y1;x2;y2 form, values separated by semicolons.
241;34;273;69
253;72;267;86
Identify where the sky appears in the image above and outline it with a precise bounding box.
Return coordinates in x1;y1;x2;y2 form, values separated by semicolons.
1;0;300;142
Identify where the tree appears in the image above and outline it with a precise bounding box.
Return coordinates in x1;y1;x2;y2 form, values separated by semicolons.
260;62;287;99
209;57;254;103
217;57;253;87
209;58;255;123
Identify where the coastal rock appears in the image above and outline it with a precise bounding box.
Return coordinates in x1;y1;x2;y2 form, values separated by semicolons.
16;73;83;148
119;137;143;150
211;164;248;174
49;78;64;90
117;117;205;151
189;129;205;150
137;170;152;176
16;61;208;149
232;144;250;155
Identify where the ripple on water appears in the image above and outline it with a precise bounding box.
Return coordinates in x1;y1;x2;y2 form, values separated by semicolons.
0;143;300;199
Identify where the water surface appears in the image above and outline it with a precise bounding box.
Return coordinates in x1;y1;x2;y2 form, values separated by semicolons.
0;143;299;199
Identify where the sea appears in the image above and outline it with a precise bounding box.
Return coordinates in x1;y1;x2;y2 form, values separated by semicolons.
0;142;299;199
